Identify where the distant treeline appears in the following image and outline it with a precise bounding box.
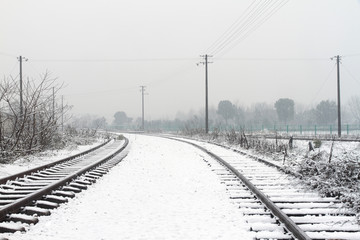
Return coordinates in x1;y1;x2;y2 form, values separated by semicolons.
69;97;360;134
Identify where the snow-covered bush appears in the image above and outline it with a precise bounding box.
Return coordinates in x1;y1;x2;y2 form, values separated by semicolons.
295;156;360;222
0;73;71;162
313;139;322;148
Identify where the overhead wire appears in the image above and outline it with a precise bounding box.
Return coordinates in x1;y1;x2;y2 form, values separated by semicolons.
214;56;328;61
210;0;273;56
307;63;337;107
216;0;289;57
207;0;289;57
7;62;19;77
63;85;140;97
341;62;360;86
212;0;274;55
145;63;197;88
30;57;198;63
62;61;198;97
343;53;360;58
0;51;17;58
205;0;258;54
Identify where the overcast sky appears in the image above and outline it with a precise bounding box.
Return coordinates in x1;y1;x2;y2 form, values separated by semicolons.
1;0;360;121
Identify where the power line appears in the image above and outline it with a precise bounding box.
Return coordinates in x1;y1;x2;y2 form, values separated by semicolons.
0;51;17;58
343;53;360;58
307;63;336;106
216;0;289;57
30;57;198;63
342;63;360;86
63;86;140;97
61;62;197;97
207;0;289;57
214;56;328;61
8;62;20;77
145;63;195;88
210;0;272;55
206;0;258;53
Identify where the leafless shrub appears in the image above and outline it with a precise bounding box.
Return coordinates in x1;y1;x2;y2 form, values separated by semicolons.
210;127;220;140
181;115;205;136
294;150;360;222
0;72;71;162
225;128;237;144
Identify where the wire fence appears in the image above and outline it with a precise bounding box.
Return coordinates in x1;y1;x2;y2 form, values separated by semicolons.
216;124;360;136
111;122;360;138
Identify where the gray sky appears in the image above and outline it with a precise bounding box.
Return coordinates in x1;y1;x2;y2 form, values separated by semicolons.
1;0;360;121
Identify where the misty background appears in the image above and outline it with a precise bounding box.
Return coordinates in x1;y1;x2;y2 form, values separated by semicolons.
1;0;360;129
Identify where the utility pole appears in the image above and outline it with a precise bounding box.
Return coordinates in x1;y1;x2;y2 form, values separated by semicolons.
332;55;342;137
199;54;212;134
17;56;28;116
140;86;146;131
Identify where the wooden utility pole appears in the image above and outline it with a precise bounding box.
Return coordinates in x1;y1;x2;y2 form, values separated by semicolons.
18;56;27;115
200;54;212;134
332;55;342;137
336;55;341;137
140;86;146;131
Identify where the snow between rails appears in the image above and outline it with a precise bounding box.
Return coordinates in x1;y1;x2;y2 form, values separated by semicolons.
4;134;254;240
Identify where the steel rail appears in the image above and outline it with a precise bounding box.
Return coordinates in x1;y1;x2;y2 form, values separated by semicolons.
0;139;112;185
173;135;302;178
210;142;303;178
0;138;129;221
170;137;312;240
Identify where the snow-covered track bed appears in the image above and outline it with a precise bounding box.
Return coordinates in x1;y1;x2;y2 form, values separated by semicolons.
171;137;360;240
0;138;129;235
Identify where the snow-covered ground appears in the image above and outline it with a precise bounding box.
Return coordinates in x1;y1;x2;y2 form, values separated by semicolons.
0;139;105;178
189;134;360;170
252;138;360;167
2;134;254;240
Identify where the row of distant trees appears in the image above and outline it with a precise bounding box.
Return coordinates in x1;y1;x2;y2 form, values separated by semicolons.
216;98;346;126
215;97;360;129
72;96;360;132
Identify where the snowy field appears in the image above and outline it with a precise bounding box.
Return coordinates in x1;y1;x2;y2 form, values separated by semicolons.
2;134;254;240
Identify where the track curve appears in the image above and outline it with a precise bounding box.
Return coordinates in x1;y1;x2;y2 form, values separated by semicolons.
169;136;360;240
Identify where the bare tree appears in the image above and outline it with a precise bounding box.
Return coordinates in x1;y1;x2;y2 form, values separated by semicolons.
0;72;71;161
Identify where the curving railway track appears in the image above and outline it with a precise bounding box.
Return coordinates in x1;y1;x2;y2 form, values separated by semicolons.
0;137;129;235
1;133;359;239
170;136;360;240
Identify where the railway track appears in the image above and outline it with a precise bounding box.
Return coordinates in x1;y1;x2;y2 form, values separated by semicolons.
170;137;360;240
0;137;129;235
